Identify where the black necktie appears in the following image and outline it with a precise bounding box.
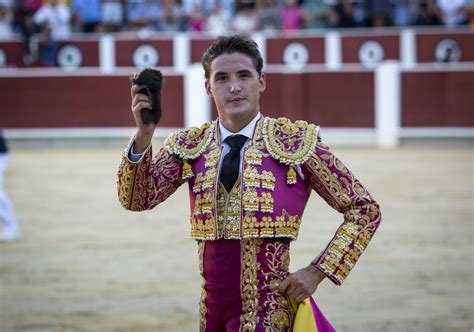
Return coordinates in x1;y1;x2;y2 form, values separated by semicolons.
220;135;247;193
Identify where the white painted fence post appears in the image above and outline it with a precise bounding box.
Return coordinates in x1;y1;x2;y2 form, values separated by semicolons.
174;33;189;73
375;61;401;148
325;31;341;70
99;34;115;73
184;63;211;128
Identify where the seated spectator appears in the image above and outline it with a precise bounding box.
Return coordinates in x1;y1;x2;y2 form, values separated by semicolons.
128;0;161;31
302;0;333;30
32;0;72;40
393;0;415;26
102;0;124;32
436;0;469;26
205;1;231;35
0;4;13;39
232;0;259;35
281;0;303;31
159;0;183;32
258;0;281;32
333;0;355;28
413;0;442;25
71;0;102;32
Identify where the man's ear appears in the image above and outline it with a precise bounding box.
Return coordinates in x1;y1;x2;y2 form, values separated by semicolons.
259;73;266;92
205;80;212;96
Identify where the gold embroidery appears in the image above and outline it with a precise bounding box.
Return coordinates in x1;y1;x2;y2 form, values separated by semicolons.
190;215;216;239
260;192;274;213
286;166;297;185
241;210;301;239
262;117;319;167
117;159;135;209
240;239;261;331
198;241;207;331
201;190;214;214
245;147;263;166
193;172;203;193
194;194;202;215
205;149;221;168
262;242;294;331
202;168;217;190
244;166;261;188
216;182;243;239
164;121;214;160
182;159;193;180
260;171;275;191
243;188;259;212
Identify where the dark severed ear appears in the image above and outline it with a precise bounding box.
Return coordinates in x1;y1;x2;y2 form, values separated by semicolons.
130;68;163;125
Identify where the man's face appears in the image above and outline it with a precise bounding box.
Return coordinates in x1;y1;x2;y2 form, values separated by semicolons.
205;52;265;125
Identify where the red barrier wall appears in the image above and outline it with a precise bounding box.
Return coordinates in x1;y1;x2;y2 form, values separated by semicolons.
0;75;184;128
402;71;474;127
417;33;474;63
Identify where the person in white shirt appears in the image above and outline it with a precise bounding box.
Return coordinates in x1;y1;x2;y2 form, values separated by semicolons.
436;0;469;26
33;0;71;40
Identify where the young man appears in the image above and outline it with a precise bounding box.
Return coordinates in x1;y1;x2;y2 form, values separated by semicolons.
117;35;381;331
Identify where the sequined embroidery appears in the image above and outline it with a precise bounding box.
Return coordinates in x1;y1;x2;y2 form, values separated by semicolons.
240;239;262;331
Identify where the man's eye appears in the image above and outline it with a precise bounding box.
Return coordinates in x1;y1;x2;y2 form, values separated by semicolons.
216;76;227;81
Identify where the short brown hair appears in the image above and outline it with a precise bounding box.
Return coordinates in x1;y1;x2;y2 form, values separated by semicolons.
201;35;263;80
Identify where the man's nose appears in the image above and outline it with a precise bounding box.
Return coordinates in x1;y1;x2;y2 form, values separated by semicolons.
229;79;241;93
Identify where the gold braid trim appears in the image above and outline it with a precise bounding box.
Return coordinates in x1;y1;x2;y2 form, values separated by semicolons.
240;239;261;331
163;121;215;160
262;117;320;167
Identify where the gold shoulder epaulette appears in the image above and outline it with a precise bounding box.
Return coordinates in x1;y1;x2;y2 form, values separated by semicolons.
164;121;215;180
262;117;320;184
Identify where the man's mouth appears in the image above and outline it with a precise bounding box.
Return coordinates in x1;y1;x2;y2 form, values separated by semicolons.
229;97;245;103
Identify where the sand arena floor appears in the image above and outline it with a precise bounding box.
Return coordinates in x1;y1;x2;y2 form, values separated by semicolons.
0;141;472;332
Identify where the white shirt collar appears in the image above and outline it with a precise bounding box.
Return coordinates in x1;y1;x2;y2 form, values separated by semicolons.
219;112;262;144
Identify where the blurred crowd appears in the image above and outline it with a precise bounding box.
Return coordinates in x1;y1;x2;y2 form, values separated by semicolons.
0;0;473;66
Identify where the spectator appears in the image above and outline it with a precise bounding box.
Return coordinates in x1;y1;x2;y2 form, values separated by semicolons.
71;0;102;33
302;0;333;29
23;0;42;16
258;0;281;32
36;25;57;66
393;0;415;27
232;0;259;35
128;0;161;31
159;0;183;32
102;0;124;32
436;0;469;26
413;0;442;25
281;0;304;31
352;0;369;27
333;0;355;28
205;1;231;35
367;0;392;26
0;4;13;39
32;0;72;40
188;3;205;31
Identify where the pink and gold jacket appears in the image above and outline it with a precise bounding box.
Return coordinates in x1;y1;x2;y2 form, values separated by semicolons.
117;116;381;285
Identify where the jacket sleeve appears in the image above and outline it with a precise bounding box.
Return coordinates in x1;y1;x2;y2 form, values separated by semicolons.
301;141;381;285
117;137;184;211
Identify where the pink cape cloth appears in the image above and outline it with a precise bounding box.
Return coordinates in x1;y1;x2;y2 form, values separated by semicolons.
290;296;335;332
